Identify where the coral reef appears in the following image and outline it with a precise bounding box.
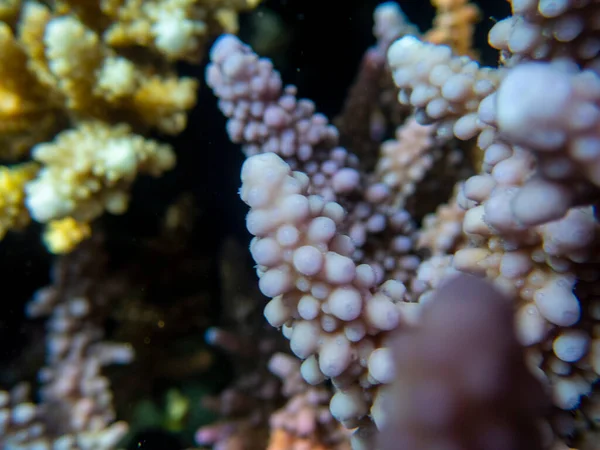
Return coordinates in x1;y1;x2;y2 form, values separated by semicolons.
2;1;600;450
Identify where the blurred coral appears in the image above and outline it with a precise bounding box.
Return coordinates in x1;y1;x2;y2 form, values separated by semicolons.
379;274;549;450
424;0;481;57
3;1;600;450
0;161;38;239
0;0;260;253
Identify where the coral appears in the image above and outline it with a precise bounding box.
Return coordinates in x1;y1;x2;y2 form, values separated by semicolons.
0;162;38;239
424;0;481;57
4;1;600;449
266;353;351;450
0;0;261;253
236;150;417;448
194;238;283;450
386;4;600;435
101;0;261;62
378;275;549;450
43;217;92;254
205;1;600;448
25;121;175;224
333;2;418;172
0;238;133;449
374;116;436;207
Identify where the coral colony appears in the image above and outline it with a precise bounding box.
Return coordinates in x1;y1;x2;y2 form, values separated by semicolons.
1;1;600;450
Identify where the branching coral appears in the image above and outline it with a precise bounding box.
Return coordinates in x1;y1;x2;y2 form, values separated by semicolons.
424;0;481;57
0;0;260;253
0;162;38;239
386;2;600;428
25;121;175;224
379;275;549;450
205;1;600;448
4;1;600;449
0;237;133;449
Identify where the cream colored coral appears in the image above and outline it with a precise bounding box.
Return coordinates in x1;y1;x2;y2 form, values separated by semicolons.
94;56;138;101
18;2;56;92
0;162;38;239
0;0;261;253
44;15;104;111
128;74;198;134
0;0;200;157
25;121;175;223
0;20;44;107
375;116;436;207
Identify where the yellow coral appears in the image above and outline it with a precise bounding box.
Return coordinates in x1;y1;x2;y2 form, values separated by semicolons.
424;0;480;57
129;75;198;134
0;0;264;153
212;0;263;34
268;428;347;450
0;162;38;239
43;216;91;254
25;121;175;224
0;0;262;252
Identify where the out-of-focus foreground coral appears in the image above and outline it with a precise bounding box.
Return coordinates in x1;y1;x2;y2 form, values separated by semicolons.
379;275;549;450
0;0;260;254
